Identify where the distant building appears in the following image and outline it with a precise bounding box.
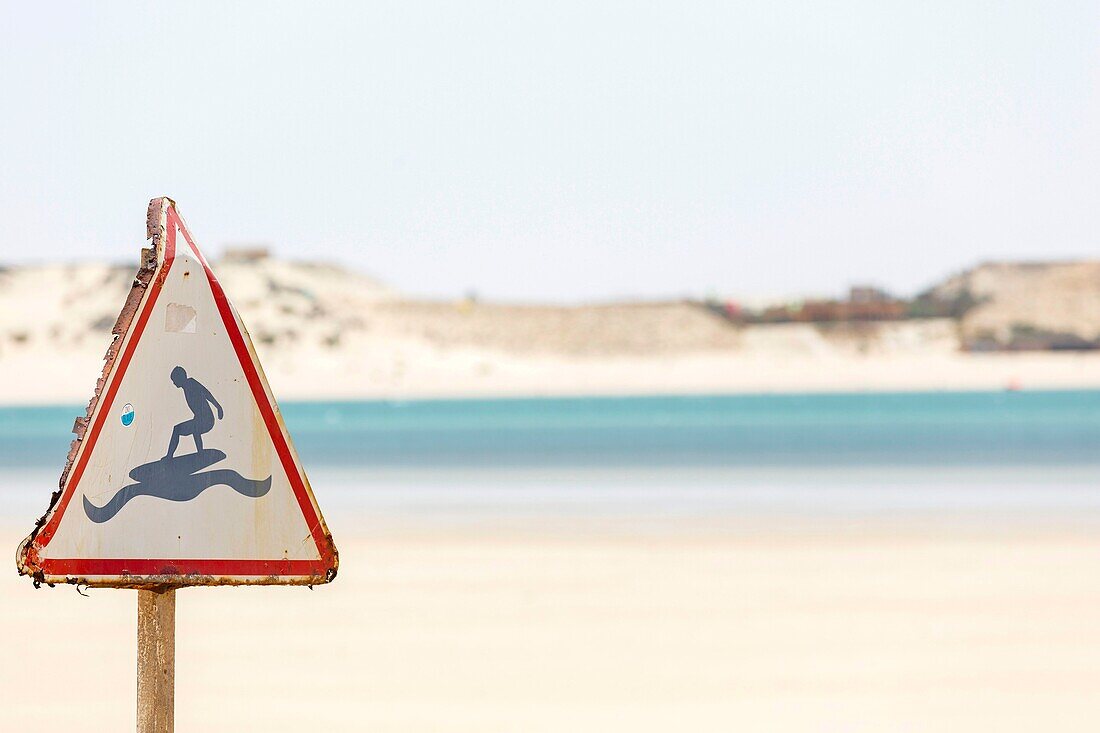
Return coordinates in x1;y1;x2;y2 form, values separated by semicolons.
223;245;271;264
848;285;893;304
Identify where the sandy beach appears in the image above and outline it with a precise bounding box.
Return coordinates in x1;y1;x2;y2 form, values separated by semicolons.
3;6;1099;731
4;517;1100;732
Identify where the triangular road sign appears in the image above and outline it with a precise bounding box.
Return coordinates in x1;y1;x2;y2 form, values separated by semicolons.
17;198;338;587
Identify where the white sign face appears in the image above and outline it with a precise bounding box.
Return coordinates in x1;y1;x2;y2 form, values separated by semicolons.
17;199;338;587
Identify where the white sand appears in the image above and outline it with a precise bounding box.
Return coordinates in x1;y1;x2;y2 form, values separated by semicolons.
8;332;1100;405
4;521;1100;731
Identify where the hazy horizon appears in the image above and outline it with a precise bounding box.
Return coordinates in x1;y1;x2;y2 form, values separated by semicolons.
1;2;1097;303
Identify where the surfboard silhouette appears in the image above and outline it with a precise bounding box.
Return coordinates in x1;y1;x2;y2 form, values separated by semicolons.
81;367;272;523
83;449;272;523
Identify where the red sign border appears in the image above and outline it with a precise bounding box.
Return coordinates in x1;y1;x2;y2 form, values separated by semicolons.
22;201;337;584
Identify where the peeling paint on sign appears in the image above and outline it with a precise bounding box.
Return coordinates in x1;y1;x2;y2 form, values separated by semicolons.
16;198;339;589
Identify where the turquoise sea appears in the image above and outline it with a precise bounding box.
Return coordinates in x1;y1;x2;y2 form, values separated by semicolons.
3;391;1100;524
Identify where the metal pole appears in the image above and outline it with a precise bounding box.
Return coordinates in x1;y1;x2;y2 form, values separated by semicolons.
137;589;175;733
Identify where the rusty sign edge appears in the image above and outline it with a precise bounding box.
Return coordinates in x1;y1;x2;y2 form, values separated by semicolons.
15;197;338;589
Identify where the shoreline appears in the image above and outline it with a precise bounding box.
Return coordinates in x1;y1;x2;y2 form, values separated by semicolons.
6;383;1100;409
6;349;1100;406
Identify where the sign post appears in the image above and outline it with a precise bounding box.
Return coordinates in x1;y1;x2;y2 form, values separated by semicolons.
137;589;176;733
16;198;338;731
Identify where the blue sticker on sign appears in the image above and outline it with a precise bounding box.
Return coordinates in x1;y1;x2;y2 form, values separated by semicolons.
121;403;135;426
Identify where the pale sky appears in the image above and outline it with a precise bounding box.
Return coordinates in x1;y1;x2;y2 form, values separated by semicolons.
0;2;1097;302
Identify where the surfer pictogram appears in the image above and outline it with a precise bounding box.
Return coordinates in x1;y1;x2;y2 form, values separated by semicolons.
165;366;222;457
82;366;272;523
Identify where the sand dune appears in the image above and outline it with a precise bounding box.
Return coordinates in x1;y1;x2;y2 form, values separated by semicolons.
5;256;1100;404
932;261;1100;346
